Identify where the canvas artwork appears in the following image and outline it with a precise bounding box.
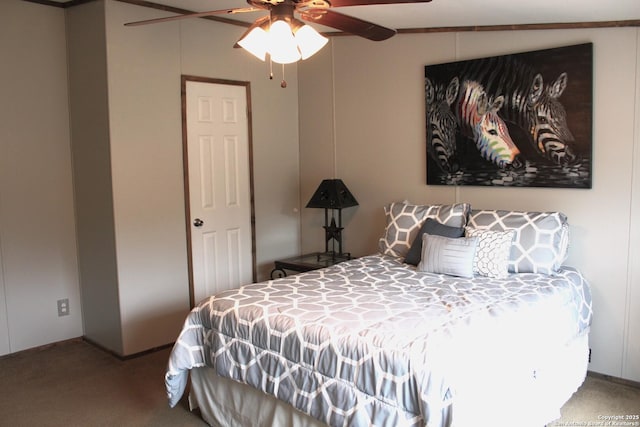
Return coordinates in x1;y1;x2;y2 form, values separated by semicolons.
424;43;593;188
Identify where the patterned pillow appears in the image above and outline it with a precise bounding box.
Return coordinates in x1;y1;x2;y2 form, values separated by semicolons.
378;202;470;258
467;210;570;274
417;233;478;278
465;227;515;279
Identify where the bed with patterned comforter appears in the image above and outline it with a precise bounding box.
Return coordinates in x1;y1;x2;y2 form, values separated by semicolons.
165;253;592;427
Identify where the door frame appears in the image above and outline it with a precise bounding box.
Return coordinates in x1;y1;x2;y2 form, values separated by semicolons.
181;75;257;308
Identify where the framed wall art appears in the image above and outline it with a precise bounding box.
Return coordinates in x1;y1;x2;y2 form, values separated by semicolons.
424;43;593;188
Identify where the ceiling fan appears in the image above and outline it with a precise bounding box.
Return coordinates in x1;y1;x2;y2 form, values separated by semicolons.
125;0;433;65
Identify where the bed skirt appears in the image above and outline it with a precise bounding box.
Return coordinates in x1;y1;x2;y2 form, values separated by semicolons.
189;366;327;427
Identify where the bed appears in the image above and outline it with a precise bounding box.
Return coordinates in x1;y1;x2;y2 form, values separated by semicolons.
165;202;593;427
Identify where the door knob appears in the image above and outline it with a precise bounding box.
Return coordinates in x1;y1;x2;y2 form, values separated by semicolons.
193;218;204;227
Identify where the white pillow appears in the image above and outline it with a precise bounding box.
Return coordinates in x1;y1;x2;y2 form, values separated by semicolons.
465;227;515;279
417;233;478;278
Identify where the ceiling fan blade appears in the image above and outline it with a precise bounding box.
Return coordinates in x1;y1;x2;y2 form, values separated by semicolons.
301;9;396;41
327;0;432;6
124;7;260;27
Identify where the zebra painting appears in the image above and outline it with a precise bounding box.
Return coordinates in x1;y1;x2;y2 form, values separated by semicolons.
455;79;520;169
425;43;592;188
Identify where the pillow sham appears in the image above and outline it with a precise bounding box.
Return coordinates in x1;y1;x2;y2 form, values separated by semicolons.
467;210;569;274
417;233;478;278
465;227;514;279
378;201;471;258
404;218;465;266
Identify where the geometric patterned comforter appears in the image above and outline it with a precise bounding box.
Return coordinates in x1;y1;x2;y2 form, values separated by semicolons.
165;254;592;427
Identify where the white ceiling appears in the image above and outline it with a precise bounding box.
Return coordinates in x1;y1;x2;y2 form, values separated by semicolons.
48;0;640;33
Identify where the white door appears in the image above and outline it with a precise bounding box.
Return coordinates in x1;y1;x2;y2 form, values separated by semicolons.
185;79;254;306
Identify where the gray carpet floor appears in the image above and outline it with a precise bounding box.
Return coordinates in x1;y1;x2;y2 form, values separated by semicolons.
0;339;638;426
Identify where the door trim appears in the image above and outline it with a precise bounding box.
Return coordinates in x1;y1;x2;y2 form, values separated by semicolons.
181;75;257;308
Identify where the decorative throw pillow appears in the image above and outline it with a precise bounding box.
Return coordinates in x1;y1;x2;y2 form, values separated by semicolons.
465;227;515;279
404;218;465;266
467;210;569;274
378;202;471;258
417;233;478;278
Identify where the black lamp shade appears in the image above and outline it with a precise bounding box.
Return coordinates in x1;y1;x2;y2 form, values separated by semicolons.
306;179;358;209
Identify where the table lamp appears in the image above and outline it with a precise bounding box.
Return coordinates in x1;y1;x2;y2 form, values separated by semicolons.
306;179;358;258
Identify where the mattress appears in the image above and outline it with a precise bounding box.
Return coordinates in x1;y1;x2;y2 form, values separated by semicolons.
166;254;592;427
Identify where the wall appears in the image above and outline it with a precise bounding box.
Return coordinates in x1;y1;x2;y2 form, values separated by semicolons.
0;0;302;357
67;1;124;354
107;1;301;284
174;6;303;282
70;0;301;355
0;0;83;355
105;0;190;355
298;28;640;381
626;29;640;382
106;0;302;284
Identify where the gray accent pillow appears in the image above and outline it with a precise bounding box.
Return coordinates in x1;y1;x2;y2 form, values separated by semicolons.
404;218;465;266
467;210;570;274
417;233;478;278
378;202;471;258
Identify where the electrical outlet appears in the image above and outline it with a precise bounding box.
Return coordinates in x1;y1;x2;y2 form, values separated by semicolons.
57;298;69;317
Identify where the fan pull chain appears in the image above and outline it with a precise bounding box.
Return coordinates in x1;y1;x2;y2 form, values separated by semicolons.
281;64;287;88
265;57;287;89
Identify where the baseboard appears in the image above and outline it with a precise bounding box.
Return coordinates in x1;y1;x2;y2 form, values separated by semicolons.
82;336;174;361
587;370;640;389
0;336;175;362
0;337;84;360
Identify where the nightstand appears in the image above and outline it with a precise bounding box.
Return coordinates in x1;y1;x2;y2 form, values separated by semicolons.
270;252;352;279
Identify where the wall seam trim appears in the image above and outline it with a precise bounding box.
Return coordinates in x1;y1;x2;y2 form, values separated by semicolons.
454;32;461;204
622;27;640;379
331;41;337;178
0;212;10;353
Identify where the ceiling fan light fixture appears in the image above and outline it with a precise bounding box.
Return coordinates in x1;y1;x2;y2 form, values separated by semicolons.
127;0;403;67
235;9;329;65
268;19;302;64
237;26;269;61
294;24;328;60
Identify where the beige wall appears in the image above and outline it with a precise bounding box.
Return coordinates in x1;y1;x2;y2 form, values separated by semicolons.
0;1;82;355
106;0;302;284
104;1;189;355
67;0;123;355
105;0;302;352
626;29;640;382
67;0;303;356
1;0;302;357
299;28;640;381
174;8;303;281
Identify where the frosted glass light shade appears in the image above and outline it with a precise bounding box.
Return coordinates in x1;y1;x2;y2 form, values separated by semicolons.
268;20;301;64
237;18;328;64
237;27;269;61
295;24;328;60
